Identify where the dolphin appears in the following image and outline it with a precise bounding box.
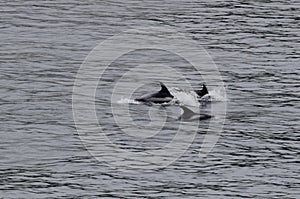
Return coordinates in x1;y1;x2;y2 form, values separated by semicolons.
179;105;212;121
195;84;208;99
135;82;174;104
135;83;209;104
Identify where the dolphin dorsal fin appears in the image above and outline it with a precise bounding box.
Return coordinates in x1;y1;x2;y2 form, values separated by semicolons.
196;84;208;98
180;105;212;121
159;82;173;97
181;106;195;116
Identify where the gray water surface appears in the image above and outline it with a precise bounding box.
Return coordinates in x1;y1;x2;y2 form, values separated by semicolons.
1;0;300;198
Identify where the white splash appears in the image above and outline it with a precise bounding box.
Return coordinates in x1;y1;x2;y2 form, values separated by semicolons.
117;97;141;104
170;87;200;107
208;87;227;102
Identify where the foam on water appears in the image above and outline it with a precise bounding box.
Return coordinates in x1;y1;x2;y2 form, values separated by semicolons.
118;97;141;104
208;87;227;102
169;87;200;107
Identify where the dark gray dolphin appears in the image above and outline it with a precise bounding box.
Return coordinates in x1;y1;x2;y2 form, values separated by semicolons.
135;82;174;104
179;105;212;121
135;83;209;104
195;84;208;99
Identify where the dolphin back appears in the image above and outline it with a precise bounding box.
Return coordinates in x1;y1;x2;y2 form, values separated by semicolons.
135;83;174;103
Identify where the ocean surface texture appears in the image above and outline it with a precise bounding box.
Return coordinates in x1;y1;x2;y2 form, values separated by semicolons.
1;0;299;198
